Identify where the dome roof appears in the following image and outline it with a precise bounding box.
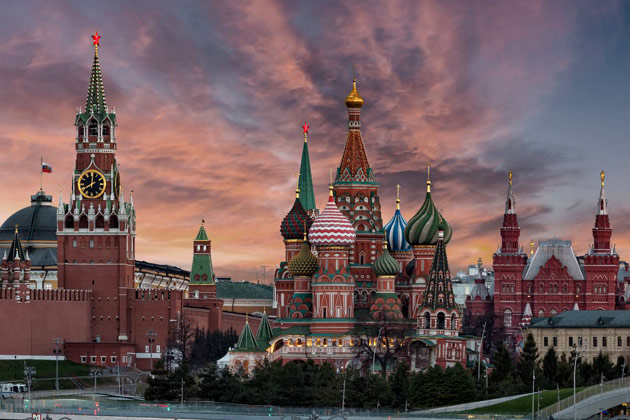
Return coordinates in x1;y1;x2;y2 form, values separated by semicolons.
308;188;356;247
0;191;57;242
405;190;452;246
344;78;364;109
384;202;410;251
280;196;313;240
373;243;399;277
288;240;318;277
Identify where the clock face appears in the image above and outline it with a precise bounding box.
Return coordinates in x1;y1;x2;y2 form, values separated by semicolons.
78;169;106;199
114;172;121;200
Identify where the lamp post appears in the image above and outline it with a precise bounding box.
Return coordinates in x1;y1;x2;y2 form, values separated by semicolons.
478;322;486;381
89;368;101;398
573;338;587;420
23;363;36;403
51;338;63;391
146;330;157;371
532;369;536;420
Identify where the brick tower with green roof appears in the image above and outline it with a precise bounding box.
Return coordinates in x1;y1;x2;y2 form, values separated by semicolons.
187;220;223;331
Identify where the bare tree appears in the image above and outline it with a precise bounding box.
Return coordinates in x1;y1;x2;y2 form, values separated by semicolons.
351;310;410;376
167;313;195;369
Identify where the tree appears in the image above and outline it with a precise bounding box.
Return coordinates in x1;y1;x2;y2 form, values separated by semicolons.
517;333;538;391
351;311;409;376
542;347;558;389
167;314;195;369
144;359;177;401
389;362;411;409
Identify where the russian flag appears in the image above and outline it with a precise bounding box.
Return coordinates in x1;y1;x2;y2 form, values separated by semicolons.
42;162;52;173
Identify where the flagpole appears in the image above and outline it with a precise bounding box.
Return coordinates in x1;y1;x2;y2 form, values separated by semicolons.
40;157;43;192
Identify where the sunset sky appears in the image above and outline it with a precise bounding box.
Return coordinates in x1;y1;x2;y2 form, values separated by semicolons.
1;1;630;281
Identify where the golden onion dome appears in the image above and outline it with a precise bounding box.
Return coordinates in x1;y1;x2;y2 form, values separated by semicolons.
344;78;364;109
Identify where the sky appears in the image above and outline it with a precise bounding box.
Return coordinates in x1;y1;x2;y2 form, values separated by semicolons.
1;1;630;282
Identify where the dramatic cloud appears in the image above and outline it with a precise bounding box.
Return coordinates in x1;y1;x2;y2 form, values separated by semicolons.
0;0;628;280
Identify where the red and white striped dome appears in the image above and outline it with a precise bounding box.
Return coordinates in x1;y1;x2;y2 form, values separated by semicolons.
308;189;356;247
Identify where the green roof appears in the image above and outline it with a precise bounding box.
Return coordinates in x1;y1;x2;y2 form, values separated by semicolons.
195;223;209;240
216;282;273;300
528;310;630;329
86;51;107;114
234;321;264;352
298;138;316;211
256;311;273;342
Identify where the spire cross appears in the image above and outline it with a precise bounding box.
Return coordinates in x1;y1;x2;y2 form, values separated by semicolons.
396;184;401;210
601;170;605;187
426;164;431;193
329;168;333;185
509;170;513;186
352;64;358;80
295;171;300;198
91;31;101;56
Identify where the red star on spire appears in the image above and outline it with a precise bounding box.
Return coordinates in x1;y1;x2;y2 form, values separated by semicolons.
301;122;309;135
92;31;101;46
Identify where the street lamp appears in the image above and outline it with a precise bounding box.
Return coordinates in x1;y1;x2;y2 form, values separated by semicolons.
23;363;36;403
146;330;157;371
89;368;101;398
573;338;588;420
51;338;64;391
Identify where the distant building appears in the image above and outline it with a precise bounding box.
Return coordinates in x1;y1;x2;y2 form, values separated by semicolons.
526;310;630;362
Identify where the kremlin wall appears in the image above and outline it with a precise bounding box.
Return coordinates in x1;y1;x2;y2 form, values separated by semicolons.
1;34;629;374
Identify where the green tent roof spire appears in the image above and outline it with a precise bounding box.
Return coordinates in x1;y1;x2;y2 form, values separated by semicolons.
234;317;259;351
190;220;214;284
255;310;273;342
85;37;107;114
298;123;316;211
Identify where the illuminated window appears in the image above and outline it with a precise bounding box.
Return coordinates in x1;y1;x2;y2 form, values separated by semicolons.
504;309;513;327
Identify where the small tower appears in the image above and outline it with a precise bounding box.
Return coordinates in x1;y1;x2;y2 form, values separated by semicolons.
404;166;451;318
189;220;215;297
370;240;403;319
416;219;460;336
1;226;31;286
309;185;356;332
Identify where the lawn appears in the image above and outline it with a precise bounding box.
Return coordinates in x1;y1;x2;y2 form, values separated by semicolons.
0;359;94;390
467;387;586;415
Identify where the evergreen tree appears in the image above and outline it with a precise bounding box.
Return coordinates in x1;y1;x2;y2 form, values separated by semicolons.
144;359;177;401
542;347;558;388
389;362;411;409
517;333;538;391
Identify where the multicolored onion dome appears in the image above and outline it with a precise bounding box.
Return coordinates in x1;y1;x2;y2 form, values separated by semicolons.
288;293;313;318
308;188;356;247
280;197;312;240
288;240;318;277
384;207;411;251
373;242;400;277
405;191;452;246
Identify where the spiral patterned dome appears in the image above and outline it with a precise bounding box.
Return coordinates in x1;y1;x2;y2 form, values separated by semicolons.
280;196;312;240
384;204;410;251
373;243;400;277
404;191;452;246
308;188;356;247
288;240;318;277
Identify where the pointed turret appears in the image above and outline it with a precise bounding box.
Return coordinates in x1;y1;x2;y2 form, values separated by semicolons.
255;310;273;342
421;220;456;311
85;31;107;114
234;318;259;351
7;226;25;263
298;123;317;214
499;171;521;254
336;77;373;183
592;170;612;253
190;220;214;284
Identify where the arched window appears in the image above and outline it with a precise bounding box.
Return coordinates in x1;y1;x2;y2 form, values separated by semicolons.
539;309;545;317
451;313;457;330
102;124;109;136
89;120;98;136
528;283;533;294
563;283;568;293
359;253;365;265
504;309;513;327
95;215;104;229
79;215;88;229
550;309;558;316
109;215;119;229
424;312;431;329
65;215;74;229
540;283;544;293
603;285;607;293
437;312;446;329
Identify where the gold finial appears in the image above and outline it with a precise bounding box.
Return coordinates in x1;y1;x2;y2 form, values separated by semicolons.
426;164;431;193
396;184;401;210
91;31;101;57
245;313;249;323
601;170;605;187
344;75;365;109
329;168;335;196
530;239;534;255
14;224;18;234
509;171;512;187
301;123;309;143
296;171;300;198
303;220;307;242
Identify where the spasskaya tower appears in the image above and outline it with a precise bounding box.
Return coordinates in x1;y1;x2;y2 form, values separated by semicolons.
56;32;136;343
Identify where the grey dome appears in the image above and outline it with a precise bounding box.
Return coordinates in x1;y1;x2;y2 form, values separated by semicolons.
0;191;57;242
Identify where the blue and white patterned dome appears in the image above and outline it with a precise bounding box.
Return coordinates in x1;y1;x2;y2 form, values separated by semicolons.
384;201;411;251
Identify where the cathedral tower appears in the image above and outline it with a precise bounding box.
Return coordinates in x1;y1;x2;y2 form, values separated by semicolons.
333;78;383;306
56;33;136;342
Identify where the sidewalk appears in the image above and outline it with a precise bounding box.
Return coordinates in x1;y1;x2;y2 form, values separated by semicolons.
416;392;530;414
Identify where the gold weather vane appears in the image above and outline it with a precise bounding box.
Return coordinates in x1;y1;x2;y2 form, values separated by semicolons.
91;31;101;56
509;170;513;186
426;164;431;193
601;170;605;187
530;239;535;255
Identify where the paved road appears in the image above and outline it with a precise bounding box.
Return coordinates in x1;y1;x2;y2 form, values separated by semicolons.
416;391;530;414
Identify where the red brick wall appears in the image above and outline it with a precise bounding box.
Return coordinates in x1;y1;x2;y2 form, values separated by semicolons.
0;288;91;356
